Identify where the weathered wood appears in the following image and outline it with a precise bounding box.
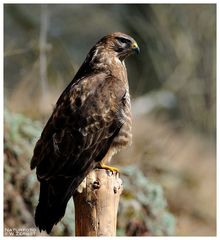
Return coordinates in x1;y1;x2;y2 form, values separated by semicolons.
73;169;123;236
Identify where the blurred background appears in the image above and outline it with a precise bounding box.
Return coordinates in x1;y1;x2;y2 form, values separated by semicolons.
4;4;216;236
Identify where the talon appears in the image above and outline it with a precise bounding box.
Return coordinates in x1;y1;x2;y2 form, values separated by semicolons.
97;162;120;173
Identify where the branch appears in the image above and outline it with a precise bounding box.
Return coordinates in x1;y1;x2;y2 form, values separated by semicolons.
73;169;123;236
39;4;49;101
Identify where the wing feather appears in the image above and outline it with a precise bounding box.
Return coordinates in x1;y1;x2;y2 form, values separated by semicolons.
31;72;125;182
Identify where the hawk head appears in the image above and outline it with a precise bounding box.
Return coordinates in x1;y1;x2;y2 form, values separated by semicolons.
98;32;140;61
74;32;139;79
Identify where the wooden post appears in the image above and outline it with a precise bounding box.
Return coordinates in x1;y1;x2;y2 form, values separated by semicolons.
73;169;123;236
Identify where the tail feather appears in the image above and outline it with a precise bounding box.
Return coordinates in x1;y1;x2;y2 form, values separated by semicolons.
35;176;83;234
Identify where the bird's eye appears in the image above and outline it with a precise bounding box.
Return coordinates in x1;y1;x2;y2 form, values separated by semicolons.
116;37;130;45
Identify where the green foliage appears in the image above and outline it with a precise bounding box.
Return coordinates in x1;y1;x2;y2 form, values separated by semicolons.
4;110;41;233
4;109;41;154
4;109;75;236
118;166;175;236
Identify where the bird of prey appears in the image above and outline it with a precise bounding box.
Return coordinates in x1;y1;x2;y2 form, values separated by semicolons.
30;32;140;234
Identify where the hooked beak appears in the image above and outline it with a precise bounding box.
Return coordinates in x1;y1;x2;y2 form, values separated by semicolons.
131;41;140;54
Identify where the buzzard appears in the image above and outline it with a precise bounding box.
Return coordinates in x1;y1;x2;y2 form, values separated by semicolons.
31;32;139;234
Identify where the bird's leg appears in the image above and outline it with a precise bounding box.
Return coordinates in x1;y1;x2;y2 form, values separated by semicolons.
97;148;120;172
97;161;120;173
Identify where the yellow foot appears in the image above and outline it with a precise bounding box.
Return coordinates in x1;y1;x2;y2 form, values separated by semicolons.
97;162;120;173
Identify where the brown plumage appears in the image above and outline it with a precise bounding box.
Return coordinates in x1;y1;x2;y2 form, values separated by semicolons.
30;32;139;234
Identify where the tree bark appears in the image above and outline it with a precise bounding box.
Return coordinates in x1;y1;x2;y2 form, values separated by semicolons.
73;169;123;236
